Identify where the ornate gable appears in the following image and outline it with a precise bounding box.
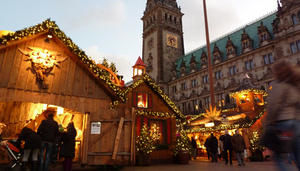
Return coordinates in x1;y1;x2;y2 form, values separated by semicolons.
201;51;208;69
213;44;222;64
226;37;237;58
190;54;198;72
180;60;186;76
241;29;253;53
258;22;271;46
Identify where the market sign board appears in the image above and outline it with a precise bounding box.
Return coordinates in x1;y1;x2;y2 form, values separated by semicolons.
91;122;101;134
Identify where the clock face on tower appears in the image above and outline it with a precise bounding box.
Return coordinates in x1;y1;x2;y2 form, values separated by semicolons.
166;34;178;48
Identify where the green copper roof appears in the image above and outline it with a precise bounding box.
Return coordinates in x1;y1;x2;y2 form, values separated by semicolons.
176;12;277;76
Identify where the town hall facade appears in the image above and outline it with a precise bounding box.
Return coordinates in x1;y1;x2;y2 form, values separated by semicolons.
142;0;300;115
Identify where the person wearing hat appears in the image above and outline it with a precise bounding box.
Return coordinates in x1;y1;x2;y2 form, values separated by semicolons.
231;130;246;166
37;108;59;171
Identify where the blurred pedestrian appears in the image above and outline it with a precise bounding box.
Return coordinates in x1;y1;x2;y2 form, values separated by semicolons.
204;137;211;160
219;135;224;160
37;108;59;171
17;127;41;171
191;137;197;160
60;122;77;171
220;130;233;165
231;130;246;166
264;61;300;171
0;123;6;145
208;133;218;163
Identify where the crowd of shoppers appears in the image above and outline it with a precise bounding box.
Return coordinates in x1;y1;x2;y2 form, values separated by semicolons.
12;108;77;171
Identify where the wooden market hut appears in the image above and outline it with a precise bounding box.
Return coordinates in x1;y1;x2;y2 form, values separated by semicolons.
0;20;134;165
119;57;185;164
187;77;268;159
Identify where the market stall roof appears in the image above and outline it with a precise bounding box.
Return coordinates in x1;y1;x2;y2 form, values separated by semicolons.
123;74;185;119
0;19;125;102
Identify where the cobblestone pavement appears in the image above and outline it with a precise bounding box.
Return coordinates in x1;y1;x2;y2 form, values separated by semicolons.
122;160;298;171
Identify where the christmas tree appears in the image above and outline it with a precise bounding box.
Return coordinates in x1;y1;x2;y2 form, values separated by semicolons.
136;125;155;155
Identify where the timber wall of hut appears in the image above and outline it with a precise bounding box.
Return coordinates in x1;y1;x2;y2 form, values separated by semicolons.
0;34;132;165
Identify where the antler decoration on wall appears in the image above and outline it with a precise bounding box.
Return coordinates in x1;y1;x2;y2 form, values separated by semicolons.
18;47;67;89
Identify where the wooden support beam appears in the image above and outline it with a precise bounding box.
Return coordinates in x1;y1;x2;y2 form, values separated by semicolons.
112;117;124;160
130;108;136;165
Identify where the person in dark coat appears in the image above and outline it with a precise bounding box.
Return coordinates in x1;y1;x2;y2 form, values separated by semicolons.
204;138;211;160
191;137;197;160
208;133;218;163
17;127;41;171
60;122;77;171
0;123;6;145
220;130;233;165
37;109;59;171
231;130;246;166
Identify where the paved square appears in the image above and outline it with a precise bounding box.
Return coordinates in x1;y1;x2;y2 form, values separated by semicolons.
122;161;298;171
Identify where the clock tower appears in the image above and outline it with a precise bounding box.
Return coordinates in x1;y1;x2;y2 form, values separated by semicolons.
142;0;184;88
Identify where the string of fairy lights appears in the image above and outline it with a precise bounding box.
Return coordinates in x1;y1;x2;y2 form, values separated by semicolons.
0;19;126;102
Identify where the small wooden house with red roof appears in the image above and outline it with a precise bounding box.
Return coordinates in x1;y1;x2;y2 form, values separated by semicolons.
119;57;184;164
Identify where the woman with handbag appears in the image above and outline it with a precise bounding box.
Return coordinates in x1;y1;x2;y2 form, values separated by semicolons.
264;60;299;171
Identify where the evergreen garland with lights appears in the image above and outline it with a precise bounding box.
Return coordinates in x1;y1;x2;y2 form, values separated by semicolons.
0;19;126;102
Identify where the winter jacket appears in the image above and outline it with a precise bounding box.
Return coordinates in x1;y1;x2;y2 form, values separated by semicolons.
37;118;59;143
17;127;42;149
191;138;197;149
220;134;232;150
266;81;299;125
208;136;218;153
231;134;245;153
60;128;77;158
204;138;210;151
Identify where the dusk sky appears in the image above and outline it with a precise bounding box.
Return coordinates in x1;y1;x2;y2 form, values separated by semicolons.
1;0;278;82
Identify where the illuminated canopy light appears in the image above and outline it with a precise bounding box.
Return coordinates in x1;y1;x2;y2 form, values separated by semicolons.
205;122;215;128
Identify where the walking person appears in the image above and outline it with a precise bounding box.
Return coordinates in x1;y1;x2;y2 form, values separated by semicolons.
208;133;218;163
231;130;246;166
220;130;233;165
60;122;77;171
37;108;59;171
263;61;300;171
204;137;211;160
17;127;42;171
219;135;224;161
191;137;197;160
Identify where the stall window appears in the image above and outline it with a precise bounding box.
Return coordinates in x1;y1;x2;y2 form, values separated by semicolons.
149;119;168;145
133;92;152;108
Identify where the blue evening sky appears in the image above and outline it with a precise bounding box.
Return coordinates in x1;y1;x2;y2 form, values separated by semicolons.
0;0;277;82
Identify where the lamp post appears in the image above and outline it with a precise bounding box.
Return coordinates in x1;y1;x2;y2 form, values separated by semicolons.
203;0;215;107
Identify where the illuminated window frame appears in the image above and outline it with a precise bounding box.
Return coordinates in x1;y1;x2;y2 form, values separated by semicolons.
137;92;149;108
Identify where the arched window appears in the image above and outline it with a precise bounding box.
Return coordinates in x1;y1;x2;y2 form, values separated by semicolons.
169;15;172;22
292;14;299;25
298;11;300;19
174;17;177;24
165;13;168;21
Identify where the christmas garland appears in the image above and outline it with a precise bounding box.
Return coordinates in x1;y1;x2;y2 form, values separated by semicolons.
0;19;125;102
186;109;265;133
122;75;185;119
136;110;176;118
230;89;268;98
